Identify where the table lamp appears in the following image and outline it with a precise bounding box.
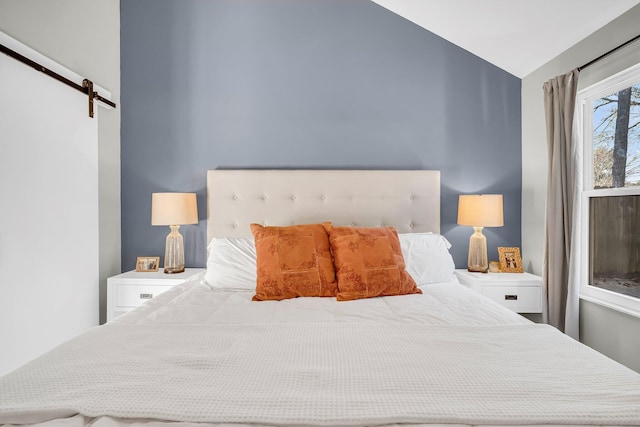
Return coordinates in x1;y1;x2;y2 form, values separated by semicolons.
457;194;504;273
151;192;198;274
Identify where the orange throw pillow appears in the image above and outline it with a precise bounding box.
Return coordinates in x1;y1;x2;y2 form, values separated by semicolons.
324;224;421;301
250;223;338;301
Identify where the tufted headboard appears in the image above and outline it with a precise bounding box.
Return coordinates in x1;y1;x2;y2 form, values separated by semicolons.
207;169;440;242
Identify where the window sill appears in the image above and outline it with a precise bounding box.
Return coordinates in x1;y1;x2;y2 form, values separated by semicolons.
580;294;640;319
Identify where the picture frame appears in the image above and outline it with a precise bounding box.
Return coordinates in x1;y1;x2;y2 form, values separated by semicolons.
136;256;160;272
497;247;523;273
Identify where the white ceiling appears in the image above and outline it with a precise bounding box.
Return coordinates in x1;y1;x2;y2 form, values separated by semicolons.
371;0;640;78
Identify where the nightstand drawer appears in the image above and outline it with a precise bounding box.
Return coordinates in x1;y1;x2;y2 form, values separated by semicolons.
106;268;206;322
115;284;173;307
454;269;543;314
480;286;542;313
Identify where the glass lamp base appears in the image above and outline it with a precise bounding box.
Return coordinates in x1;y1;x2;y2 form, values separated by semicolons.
467;226;488;273
164;224;185;274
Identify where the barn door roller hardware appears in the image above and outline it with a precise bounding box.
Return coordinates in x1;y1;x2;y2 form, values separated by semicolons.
0;43;116;118
83;79;95;118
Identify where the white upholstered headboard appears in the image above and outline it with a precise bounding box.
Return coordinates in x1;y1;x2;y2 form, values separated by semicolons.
207;170;440;242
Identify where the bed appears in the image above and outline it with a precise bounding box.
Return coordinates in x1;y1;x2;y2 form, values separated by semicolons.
1;169;639;427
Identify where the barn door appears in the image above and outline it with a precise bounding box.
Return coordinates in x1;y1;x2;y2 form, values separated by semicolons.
0;32;103;375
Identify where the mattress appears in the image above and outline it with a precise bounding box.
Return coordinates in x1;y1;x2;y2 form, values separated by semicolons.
1;273;639;427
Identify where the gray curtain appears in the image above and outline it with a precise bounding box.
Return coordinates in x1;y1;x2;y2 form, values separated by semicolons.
542;69;580;338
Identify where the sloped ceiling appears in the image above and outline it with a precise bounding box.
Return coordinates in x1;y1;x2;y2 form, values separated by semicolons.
371;0;640;77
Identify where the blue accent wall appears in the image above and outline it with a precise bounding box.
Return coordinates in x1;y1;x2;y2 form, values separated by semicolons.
120;0;522;271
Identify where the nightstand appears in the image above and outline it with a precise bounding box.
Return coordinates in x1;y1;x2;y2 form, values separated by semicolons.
106;268;205;322
454;269;543;314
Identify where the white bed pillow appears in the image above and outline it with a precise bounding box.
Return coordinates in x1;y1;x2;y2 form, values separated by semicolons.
204;232;455;291
399;232;456;285
204;237;257;291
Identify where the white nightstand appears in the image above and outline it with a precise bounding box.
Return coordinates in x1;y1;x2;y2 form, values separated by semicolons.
454;269;543;314
106;268;205;322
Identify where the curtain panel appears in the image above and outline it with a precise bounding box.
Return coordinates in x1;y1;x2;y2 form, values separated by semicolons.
542;69;581;339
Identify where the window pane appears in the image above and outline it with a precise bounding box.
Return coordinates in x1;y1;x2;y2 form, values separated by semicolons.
589;195;640;298
592;84;640;189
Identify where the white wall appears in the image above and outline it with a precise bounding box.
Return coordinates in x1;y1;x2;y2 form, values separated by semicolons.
522;4;640;372
0;0;121;325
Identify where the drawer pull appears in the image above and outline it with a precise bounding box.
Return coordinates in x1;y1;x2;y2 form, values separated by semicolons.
139;293;153;300
505;294;518;301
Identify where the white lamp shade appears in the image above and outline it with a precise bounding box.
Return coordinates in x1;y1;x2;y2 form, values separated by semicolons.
457;194;504;227
151;193;198;226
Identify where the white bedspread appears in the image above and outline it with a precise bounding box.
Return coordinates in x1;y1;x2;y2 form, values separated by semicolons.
1;277;640;426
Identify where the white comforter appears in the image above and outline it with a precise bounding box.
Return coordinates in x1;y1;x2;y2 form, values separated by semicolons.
1;276;640;427
114;275;529;327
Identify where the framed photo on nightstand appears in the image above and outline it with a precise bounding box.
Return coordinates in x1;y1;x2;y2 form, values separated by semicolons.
136;256;160;272
498;247;523;273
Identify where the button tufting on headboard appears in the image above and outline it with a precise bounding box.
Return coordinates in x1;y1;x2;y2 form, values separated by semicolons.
207;170;440;241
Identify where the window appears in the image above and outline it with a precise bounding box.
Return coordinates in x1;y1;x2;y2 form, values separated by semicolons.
579;62;640;316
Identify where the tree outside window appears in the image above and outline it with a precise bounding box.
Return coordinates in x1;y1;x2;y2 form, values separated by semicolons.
592;84;640;188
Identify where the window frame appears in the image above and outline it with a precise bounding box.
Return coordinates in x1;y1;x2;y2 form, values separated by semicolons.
578;61;640;318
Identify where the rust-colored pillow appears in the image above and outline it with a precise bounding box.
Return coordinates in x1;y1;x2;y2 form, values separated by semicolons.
324;224;421;301
250;223;338;301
